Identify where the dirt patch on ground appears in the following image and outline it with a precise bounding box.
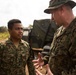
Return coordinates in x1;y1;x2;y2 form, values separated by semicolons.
0;39;7;42
0;40;4;42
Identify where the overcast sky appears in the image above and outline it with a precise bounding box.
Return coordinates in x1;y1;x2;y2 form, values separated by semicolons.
0;0;76;27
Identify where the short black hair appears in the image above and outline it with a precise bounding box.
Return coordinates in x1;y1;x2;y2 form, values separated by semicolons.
8;19;21;29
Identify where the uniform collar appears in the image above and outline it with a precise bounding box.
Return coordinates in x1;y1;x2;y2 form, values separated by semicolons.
6;38;24;45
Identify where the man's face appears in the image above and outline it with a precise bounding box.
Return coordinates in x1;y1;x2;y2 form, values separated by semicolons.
9;23;23;40
51;8;63;26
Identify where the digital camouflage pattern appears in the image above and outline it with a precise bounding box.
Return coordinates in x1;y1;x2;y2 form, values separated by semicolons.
43;18;76;75
0;39;36;75
44;0;76;14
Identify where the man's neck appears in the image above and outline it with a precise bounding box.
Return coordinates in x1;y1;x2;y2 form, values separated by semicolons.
63;10;75;28
63;16;75;28
10;37;21;48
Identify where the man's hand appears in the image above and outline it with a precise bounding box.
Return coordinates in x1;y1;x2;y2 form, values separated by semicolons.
35;64;53;75
46;64;53;75
32;53;44;69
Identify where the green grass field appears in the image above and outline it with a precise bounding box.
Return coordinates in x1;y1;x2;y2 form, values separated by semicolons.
0;32;9;40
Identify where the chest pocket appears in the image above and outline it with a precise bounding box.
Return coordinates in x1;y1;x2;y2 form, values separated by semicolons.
21;46;29;63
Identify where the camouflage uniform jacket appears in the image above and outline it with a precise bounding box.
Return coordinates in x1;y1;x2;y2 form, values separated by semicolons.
0;39;36;75
43;18;76;75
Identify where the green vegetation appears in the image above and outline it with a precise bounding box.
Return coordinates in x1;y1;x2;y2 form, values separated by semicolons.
0;26;9;41
0;32;9;40
0;26;7;32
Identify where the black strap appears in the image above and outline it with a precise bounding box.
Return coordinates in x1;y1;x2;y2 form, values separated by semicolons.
42;23;51;47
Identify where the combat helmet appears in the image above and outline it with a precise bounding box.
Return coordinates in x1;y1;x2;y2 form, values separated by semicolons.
44;0;76;14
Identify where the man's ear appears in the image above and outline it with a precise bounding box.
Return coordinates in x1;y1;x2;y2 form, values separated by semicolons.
8;29;10;32
59;6;64;13
8;29;11;34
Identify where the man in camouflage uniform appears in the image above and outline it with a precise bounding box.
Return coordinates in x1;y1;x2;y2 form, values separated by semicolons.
33;0;76;75
0;19;36;75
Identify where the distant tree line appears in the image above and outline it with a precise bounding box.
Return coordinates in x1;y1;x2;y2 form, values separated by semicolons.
0;24;33;33
0;26;8;32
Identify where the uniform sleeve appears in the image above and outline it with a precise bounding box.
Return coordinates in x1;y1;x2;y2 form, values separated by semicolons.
53;28;76;75
0;44;1;65
0;43;4;71
0;43;3;62
59;29;76;75
27;46;36;75
68;29;76;74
